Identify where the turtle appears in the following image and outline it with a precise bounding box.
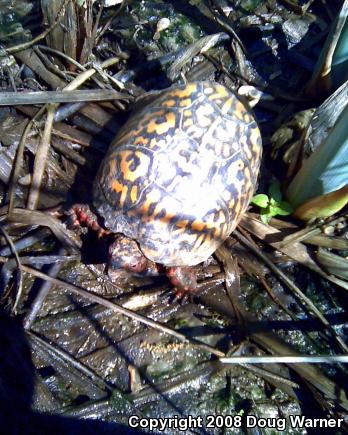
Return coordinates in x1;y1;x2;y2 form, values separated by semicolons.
71;81;262;295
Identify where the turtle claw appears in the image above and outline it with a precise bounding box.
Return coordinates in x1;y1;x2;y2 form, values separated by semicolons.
172;289;192;304
165;266;197;303
159;286;188;304
66;204;109;238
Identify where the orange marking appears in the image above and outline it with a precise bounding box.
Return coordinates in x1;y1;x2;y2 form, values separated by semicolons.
250;127;261;153
183;117;193;127
159;212;175;224
220;224;228;238
221;97;234;114
240;136;252;160
119;150;133;176
234;101;246;120
152;109;165;117
191;221;214;231
246;182;253;199
120;185;128;207
213;228;221;239
175;219;189;228
149;138;158;149
130;185;138;203
137;189;162;218
134;136;149;146
244;166;251;181
179;98;192;107
234;196;242;217
228;197;235;210
243;112;252;123
138;198;152;215
209;85;229;100
119;150;150;182
153;204;163;218
162;99;176;107
147;112;176;135
168;83;197;98
111;180;128;207
142;246;158;259
111;180;124;193
193;233;205;249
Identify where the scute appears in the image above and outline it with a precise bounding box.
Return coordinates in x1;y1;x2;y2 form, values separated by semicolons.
94;81;262;266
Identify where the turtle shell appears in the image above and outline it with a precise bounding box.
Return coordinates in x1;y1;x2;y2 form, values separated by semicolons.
94;82;262;266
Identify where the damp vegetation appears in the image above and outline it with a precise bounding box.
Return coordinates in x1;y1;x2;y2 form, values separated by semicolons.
0;1;347;434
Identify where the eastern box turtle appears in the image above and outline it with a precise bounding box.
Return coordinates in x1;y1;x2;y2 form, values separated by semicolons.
75;81;262;294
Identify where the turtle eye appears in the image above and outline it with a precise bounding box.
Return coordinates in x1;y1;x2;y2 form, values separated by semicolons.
127;262;142;272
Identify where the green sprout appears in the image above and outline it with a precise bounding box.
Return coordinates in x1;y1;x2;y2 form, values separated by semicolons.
251;181;293;224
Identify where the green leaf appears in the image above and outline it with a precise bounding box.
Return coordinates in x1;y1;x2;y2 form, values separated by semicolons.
260;207;272;224
269;197;278;207
270;208;291;216
268;205;279;217
287;102;348;208
277;201;294;214
293;185;348;221
251;194;269;208
268;181;283;203
260;212;271;224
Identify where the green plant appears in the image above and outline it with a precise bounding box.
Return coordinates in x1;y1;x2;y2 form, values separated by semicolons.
252;182;293;224
286;101;348;209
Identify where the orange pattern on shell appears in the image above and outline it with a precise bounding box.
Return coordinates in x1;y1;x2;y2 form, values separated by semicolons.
94;81;262;266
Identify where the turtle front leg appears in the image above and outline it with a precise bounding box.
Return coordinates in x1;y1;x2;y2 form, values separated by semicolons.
166;266;197;298
67;204;109;238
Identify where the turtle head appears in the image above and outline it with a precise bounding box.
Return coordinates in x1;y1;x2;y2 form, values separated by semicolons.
108;235;148;274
